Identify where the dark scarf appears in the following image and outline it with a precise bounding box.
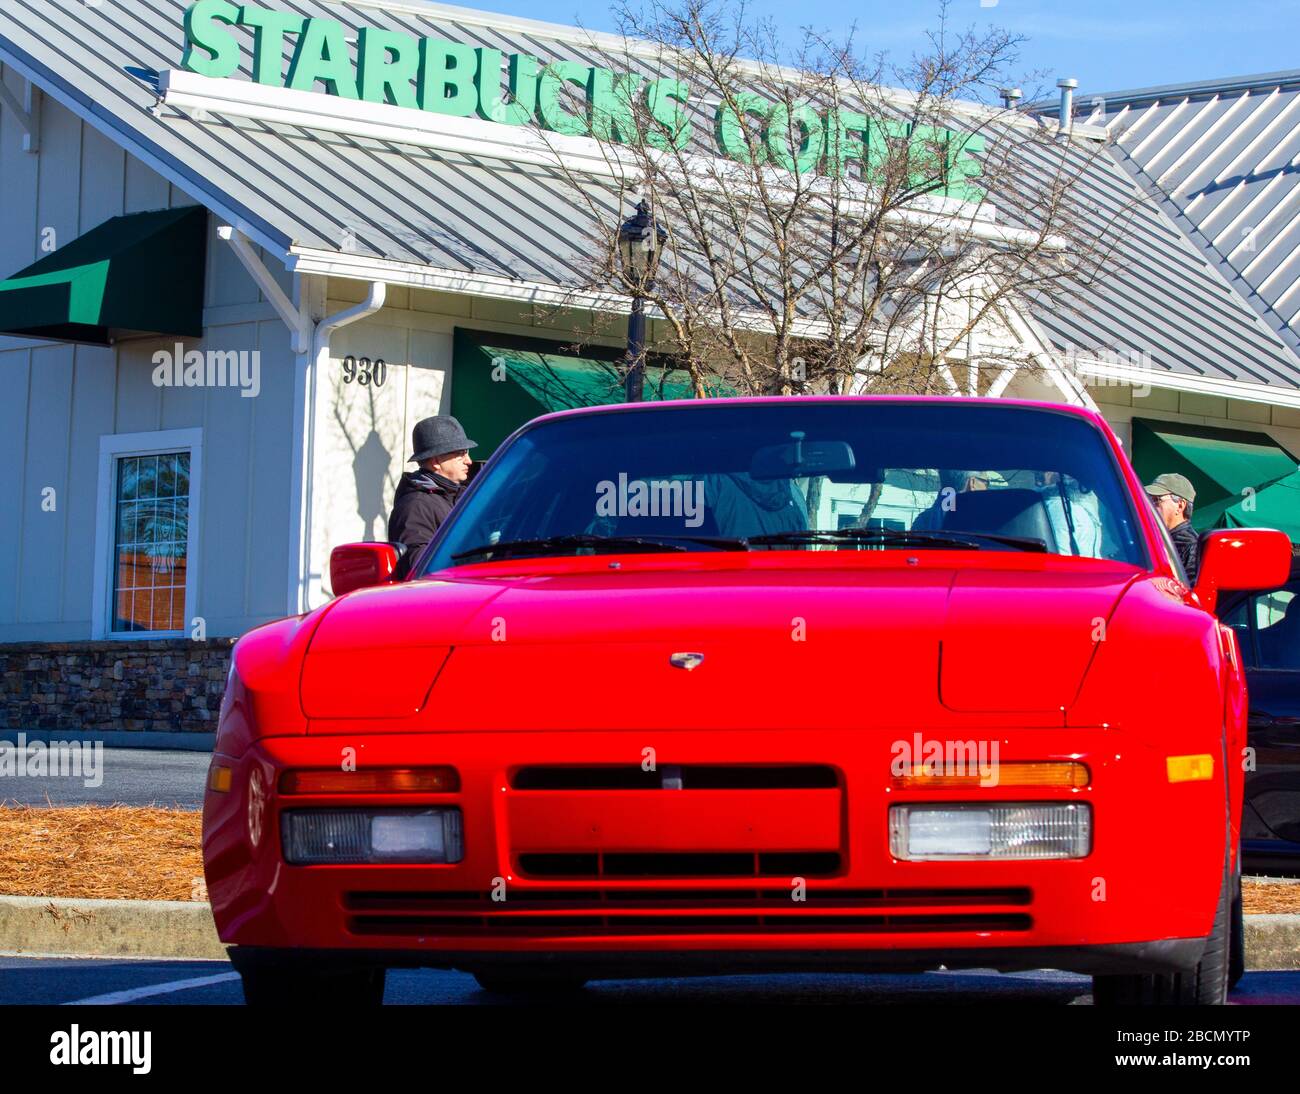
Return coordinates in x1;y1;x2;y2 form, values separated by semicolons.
411;469;462;496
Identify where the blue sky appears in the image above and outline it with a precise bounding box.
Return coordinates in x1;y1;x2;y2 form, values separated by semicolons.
455;0;1300;98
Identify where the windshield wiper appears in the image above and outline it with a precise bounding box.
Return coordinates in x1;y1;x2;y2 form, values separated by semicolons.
451;533;745;562
746;527;1047;552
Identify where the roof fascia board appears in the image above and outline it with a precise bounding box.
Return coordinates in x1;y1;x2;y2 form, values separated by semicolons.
289;245;840;339
1064;351;1300;410
0;42;293;260
293;244;1300;408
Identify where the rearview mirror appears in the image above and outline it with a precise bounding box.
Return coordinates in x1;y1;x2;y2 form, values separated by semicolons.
750;437;855;480
1194;529;1293;613
330;542;399;597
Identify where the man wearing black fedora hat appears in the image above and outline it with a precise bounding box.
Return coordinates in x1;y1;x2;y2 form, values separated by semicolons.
387;415;478;579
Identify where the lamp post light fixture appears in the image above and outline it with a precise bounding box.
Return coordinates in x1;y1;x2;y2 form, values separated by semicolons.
618;199;666;402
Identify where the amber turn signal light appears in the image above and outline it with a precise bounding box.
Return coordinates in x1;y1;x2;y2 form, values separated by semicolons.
279;767;460;794
892;761;1090;789
207;764;233;793
1166;754;1214;783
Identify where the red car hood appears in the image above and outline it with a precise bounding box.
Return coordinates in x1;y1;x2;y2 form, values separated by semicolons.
300;555;1143;728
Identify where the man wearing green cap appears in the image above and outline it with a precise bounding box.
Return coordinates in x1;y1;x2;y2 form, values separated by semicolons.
1145;473;1199;584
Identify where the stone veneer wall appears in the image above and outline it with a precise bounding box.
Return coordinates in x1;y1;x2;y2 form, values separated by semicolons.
0;640;235;733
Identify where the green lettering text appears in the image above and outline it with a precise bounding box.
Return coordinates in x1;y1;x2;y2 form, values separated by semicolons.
181;0;241;79
765;103;823;173
238;5;305;86
715;92;772;163
357;27;418;107
286;18;358;98
645;79;690;150
475;50;537;125
536;60;592;136
418;39;478;116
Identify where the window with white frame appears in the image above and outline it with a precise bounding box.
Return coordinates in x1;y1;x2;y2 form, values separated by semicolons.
94;430;202;638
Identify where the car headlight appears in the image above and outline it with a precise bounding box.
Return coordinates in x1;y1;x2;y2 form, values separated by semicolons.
282;808;464;864
889;803;1091;860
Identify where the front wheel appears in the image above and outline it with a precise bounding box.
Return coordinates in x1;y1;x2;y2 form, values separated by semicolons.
1229;868;1245;990
1092;861;1230;1006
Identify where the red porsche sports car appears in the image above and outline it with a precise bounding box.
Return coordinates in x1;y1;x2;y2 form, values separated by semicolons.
202;397;1291;1005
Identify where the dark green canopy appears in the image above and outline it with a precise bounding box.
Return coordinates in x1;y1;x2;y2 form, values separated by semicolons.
1130;417;1298;532
450;331;730;456
0;206;207;346
1202;467;1300;540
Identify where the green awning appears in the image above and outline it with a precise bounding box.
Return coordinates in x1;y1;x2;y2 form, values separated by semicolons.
0;206;207;346
1203;467;1300;540
450;331;730;455
1130;418;1298;531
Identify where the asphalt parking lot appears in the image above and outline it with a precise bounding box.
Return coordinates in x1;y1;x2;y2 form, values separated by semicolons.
2;957;1298;1005
0;748;208;809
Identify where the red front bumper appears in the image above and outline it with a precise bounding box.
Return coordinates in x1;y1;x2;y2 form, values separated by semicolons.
203;727;1225;975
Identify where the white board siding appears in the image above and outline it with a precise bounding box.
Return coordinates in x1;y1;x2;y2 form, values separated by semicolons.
124;151;169;214
18;344;74;625
0;89;299;640
303;287;643;608
79;123;125;233
0;321;297;641
62;344;117;625
0;350;32;628
307;309;451;605
0;67;38;291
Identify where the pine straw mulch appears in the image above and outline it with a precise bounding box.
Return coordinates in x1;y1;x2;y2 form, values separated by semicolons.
0;801;204;902
1;801;1299;911
1243;879;1300;915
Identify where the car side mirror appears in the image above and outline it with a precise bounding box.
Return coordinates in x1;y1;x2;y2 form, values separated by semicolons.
1194;529;1293;613
330;542;399;597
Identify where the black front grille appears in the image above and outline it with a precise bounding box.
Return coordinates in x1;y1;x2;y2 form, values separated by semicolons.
346;912;1031;937
511;765;839;790
345;887;1032;911
342;887;1034;937
517;851;843;878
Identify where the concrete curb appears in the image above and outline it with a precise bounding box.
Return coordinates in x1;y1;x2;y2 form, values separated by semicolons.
1244;914;1300;971
0;895;225;960
0;895;1297;967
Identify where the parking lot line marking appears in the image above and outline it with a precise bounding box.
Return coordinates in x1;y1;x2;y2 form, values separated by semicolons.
63;971;241;1004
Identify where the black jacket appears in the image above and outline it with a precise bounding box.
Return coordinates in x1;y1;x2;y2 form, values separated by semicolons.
387;470;461;578
1169;519;1200;585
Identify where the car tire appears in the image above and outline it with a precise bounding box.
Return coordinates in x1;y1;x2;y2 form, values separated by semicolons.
239;965;387;1006
472;969;589;997
1092;857;1230;1006
1229;866;1245;990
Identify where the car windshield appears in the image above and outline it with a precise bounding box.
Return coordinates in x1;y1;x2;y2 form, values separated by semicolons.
419;402;1149;572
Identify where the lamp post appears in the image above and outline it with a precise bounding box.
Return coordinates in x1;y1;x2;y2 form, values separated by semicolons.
618;199;666;402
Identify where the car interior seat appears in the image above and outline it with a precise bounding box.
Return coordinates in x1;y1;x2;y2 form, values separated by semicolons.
610;493;722;538
938;488;1059;551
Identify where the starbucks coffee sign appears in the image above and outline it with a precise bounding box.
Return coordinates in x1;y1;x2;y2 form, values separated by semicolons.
181;1;985;200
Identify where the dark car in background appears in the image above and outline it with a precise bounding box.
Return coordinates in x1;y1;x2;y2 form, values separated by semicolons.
1222;552;1300;872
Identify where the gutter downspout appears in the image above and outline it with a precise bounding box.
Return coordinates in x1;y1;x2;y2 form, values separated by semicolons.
296;282;386;612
